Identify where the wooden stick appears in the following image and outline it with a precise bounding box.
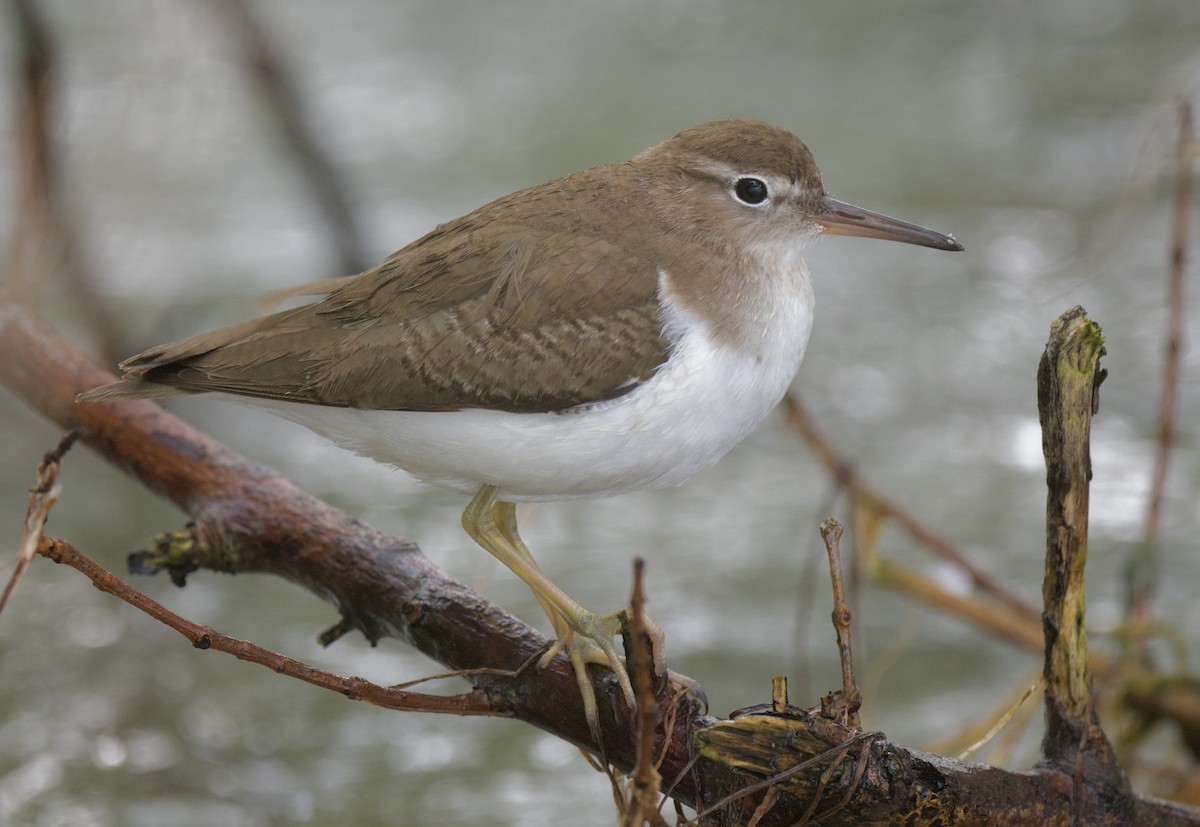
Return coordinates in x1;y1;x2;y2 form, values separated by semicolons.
1035;306;1125;796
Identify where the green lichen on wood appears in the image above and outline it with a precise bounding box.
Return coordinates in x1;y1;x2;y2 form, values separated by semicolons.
1036;306;1114;773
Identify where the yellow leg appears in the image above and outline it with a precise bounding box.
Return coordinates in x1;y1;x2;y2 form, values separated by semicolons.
491;497;667;677
491;500;622;711
462;485;639;730
488;501;566;639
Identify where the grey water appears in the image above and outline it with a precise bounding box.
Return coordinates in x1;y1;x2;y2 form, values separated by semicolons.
2;1;1199;824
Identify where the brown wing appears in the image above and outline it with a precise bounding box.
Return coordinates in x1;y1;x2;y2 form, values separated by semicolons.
81;210;670;414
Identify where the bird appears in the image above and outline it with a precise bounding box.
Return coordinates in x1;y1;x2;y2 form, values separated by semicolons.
79;119;962;731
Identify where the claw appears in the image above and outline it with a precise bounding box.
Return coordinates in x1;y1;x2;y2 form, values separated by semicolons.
537;611;635;734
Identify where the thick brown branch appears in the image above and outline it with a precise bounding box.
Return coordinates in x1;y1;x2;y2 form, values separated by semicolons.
0;285;730;814
4;290;1197;824
697;710;1194;826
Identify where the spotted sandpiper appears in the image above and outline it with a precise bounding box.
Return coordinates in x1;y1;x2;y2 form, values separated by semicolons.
80;119;962;730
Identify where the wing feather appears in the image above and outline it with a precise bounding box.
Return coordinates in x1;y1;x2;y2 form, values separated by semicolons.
82;204;671;413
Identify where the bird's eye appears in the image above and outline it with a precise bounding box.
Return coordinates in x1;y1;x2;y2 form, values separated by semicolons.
734;177;769;205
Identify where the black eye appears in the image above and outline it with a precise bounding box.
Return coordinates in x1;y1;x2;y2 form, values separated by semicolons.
734;177;769;205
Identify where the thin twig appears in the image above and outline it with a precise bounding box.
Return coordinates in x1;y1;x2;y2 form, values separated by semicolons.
795;742;852;826
0;429;81;616
873;558;1043;652
819;518;861;729
655;737;702;818
957;678;1043;760
744;785;782;827
783;395;1039;625
694;732;876;821
804;737;875;825
622;558;664;827
37;534;503;717
772;675;788;713
1145;100;1193;545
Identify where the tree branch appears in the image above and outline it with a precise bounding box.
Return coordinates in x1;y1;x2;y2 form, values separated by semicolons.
3;289;1197;824
38;532;504;716
0;285;742;816
782;395;1042;630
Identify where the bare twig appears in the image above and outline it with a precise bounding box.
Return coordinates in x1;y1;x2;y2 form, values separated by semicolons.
819;518;861;729
783;395;1040;625
1133;101;1195;637
1145;100;1193;545
36;533;500;715
621;558;666;827
771;675;788;713
7;0;120;364
873;558;1043;651
957;678;1043;760
0;429;81;616
745;785;783;827
802;736;875;826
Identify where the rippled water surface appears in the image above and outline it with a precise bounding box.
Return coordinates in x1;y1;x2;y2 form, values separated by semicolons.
3;1;1199;824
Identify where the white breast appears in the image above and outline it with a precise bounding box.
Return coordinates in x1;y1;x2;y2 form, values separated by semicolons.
243;266;815;502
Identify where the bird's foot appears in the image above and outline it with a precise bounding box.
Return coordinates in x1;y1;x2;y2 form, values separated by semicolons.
540;606;668;736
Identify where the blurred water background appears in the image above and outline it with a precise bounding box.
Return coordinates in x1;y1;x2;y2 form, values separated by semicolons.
2;1;1199;824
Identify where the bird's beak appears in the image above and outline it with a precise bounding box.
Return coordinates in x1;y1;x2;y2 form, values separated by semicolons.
815;196;963;251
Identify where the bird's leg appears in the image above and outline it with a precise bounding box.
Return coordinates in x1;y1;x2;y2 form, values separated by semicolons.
490;497;669;691
462;485;633;730
489;501;604;663
490;499;624;727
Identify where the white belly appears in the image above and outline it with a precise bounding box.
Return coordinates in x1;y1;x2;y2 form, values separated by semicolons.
240;269;814;502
